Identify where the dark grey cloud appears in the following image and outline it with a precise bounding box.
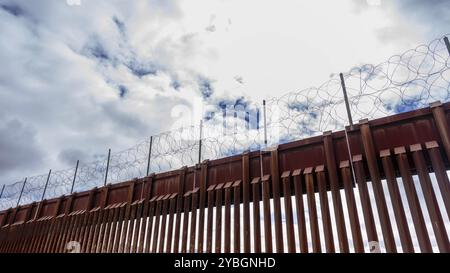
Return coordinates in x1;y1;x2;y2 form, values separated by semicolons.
0;3;25;17
58;148;89;166
0;119;45;178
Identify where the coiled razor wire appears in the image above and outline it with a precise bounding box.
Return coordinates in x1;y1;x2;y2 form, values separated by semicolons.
1;34;450;210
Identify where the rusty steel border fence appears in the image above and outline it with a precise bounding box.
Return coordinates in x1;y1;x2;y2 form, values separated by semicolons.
2;33;450;210
0;101;449;253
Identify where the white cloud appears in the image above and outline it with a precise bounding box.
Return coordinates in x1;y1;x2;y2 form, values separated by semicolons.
0;0;447;185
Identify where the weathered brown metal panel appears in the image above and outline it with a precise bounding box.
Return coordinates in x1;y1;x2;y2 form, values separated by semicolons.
2;102;450;253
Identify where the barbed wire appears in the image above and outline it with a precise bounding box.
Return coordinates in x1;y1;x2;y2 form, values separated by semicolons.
1;34;449;210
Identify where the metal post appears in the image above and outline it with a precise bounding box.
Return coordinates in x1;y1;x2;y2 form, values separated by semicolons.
339;73;353;126
70;160;79;194
0;184;5;200
263;100;268;146
104;148;111;186
198;120;203;164
41;169;52;201
16;178;27;207
146;136;153;176
444;36;450;55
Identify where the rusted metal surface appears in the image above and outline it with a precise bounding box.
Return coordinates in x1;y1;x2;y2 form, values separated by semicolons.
1;101;450;253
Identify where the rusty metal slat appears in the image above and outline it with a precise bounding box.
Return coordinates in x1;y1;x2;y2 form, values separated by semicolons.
323;132;349;252
8;224;18;252
173;168;186;253
83;209;100;253
151;198;163;253
37;217;53;253
224;182;233;253
118;201;133;253
112;203;128;253
18;222;29;252
40;219;54;253
59;213;76;253
352;155;378;246
206;185;215;253
340;161;364;253
15;224;25;252
79;209;95;253
94;207;111;253
305;167;321;253
71;212;85;252
74;212;89;252
46;199;63;253
181;192;191;253
67;212;82;251
49;216;64;253
90;209;105;253
165;194;178;253
137;176;153;253
281;171;296;253
99;206;114;253
215;183;224;253
106;203;126;253
189;189;199;253
11;222;23;252
55;214;71;253
410;144;450;253
7;224;17;252
425;141;450;220
68;212;82;251
270;150;284;253
10;223;22;252
233;180;241;253
380;150;414;253
106;204;121;253
143;199;156;253
158;196;170;253
12;222;23;252
19;222;30;253
101;206;117;253
29;219;43;252
251;178;262;253
125;202;138;253
131;201;144;253
136;201;149;253
242;152;251;253
316;166;335;253
359;121;397;253
197;163;208;253
261;175;272;253
292;169;308;253
395;147;433;252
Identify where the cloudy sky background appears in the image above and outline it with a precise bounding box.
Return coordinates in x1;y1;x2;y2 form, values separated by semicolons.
0;0;450;184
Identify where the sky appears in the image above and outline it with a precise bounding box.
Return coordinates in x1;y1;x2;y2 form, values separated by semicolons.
0;0;450;184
